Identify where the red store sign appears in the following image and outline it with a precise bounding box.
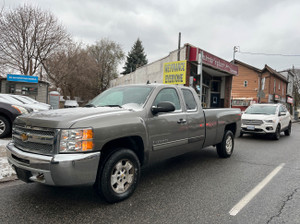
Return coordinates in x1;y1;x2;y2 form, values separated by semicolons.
189;47;238;75
287;96;293;104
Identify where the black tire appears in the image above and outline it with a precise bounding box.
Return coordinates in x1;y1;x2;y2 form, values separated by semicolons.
97;148;140;203
0;116;11;138
272;125;281;140
284;122;291;136
239;132;243;137
216;130;234;158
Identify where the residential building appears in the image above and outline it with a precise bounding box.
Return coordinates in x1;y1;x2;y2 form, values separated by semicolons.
231;60;288;111
231;60;261;110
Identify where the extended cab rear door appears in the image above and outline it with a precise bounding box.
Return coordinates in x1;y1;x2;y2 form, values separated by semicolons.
181;88;206;148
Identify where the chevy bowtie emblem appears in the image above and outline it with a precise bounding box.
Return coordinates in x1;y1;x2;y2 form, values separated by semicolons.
21;133;29;142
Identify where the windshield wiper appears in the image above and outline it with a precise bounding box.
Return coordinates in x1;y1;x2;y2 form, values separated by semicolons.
85;103;97;108
101;105;122;108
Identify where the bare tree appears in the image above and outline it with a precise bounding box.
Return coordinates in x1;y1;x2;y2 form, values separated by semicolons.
0;4;69;76
88;39;125;93
293;69;300;109
44;41;97;100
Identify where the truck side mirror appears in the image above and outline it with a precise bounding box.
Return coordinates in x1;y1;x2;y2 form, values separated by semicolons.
151;101;175;115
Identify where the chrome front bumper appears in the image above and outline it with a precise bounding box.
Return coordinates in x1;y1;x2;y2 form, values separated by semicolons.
6;142;101;186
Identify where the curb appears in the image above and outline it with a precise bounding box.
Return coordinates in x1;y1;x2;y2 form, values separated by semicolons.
0;174;18;183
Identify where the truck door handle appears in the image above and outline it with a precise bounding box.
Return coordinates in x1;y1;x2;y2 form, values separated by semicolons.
177;119;187;124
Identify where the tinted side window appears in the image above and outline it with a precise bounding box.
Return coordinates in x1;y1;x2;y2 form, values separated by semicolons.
153;88;181;110
182;89;197;110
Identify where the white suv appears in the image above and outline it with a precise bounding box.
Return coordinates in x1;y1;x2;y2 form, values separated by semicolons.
241;103;291;140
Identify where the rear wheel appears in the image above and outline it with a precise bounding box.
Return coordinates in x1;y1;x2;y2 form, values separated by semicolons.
284;122;291;136
96;148;140;203
0;116;11;138
216;130;234;158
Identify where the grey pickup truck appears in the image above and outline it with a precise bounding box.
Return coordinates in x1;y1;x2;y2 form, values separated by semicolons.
7;84;241;203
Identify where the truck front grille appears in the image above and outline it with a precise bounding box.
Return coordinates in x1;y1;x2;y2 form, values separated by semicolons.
242;119;263;125
12;125;57;155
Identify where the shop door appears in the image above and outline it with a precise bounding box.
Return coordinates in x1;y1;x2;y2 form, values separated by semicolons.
210;93;220;108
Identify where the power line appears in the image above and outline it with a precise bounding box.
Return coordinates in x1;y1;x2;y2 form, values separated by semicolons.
237;50;300;57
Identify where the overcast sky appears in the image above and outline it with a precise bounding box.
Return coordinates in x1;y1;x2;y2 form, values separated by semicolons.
2;0;300;72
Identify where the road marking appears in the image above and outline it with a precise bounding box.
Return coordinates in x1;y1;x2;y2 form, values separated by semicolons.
229;163;285;216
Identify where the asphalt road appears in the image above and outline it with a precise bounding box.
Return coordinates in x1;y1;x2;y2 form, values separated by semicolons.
0;123;299;224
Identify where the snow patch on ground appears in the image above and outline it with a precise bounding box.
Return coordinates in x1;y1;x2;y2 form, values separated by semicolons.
0;158;15;179
0;139;16;180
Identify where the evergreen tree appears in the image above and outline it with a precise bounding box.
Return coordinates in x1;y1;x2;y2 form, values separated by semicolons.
122;38;148;75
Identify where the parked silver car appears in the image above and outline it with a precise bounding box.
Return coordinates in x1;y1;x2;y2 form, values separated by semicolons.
0;94;50;112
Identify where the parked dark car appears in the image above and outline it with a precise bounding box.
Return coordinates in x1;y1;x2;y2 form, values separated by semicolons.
0;100;32;138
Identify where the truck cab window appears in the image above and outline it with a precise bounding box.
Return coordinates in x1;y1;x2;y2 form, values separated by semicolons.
153;88;181;110
182;89;197;110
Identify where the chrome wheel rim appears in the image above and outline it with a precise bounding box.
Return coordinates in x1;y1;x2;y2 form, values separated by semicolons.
111;159;134;194
0;120;5;135
225;136;233;154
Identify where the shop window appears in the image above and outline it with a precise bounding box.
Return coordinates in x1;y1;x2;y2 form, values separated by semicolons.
278;82;280;90
274;80;276;92
244;80;248;87
22;86;38;95
8;84;15;93
211;81;220;92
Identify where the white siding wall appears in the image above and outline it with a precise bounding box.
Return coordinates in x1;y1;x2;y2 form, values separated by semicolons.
110;47;187;87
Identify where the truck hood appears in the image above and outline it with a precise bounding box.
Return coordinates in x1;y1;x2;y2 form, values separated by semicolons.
15;107;132;128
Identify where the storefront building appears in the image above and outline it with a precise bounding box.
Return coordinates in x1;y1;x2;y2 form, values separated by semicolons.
110;43;238;108
0;74;49;103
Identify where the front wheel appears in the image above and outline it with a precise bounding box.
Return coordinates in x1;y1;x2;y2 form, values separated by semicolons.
0;116;11;138
284;122;291;136
272;125;281;140
97;148;140;203
216;130;234;158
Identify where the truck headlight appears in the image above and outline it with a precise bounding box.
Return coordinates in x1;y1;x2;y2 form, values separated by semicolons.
60;128;94;152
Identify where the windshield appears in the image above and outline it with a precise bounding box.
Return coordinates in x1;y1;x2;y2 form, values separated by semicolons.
245;105;277;115
88;86;153;110
0;95;25;105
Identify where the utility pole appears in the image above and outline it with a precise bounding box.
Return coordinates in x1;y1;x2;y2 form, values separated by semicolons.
233;46;239;61
177;32;181;61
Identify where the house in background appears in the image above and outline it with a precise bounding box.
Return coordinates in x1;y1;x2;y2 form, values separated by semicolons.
260;65;288;105
279;69;295;114
231;60;261;111
231;60;288;111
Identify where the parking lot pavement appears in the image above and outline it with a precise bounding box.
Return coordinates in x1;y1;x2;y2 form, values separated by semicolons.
0;139;16;182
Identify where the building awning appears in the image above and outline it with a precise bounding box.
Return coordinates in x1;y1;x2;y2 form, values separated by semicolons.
189;46;238;76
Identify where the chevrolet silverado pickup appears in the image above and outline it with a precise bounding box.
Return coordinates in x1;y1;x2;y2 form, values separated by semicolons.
7;84;241;203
